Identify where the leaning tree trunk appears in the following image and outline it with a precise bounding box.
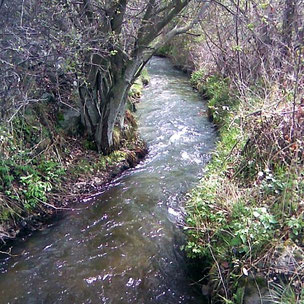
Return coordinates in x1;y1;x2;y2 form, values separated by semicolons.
79;52;142;154
77;0;205;155
95;78;130;154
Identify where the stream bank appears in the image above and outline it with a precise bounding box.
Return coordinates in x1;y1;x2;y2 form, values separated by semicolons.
0;74;148;250
0;56;216;304
163;35;304;303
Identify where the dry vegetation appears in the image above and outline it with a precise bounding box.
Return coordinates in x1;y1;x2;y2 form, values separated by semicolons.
161;0;304;302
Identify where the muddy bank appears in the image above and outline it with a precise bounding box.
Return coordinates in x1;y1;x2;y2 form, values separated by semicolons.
0;140;148;252
0;61;151;250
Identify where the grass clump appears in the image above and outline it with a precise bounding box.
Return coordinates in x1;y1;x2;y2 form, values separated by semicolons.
184;72;304;302
190;71;238;127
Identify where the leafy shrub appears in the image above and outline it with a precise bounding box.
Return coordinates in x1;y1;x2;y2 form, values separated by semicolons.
20;174;52;209
190;69;205;86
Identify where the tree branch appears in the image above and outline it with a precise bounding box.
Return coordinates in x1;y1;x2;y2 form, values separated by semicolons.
138;0;192;47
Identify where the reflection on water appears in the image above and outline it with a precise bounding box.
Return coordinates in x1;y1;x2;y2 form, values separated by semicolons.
0;57;216;303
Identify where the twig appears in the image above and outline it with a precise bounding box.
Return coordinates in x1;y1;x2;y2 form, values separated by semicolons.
253;275;264;304
37;198;73;211
208;236;229;299
0;247;17;257
291;47;302;138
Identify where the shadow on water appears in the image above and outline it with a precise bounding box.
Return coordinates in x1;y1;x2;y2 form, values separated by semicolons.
0;57;216;304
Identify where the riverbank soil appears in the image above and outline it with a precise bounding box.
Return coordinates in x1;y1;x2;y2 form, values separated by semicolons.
0;121;147;250
0;75;149;250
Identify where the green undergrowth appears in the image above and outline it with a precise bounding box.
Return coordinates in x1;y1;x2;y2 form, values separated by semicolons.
0;118;134;231
156;44;174;57
0;71;149;241
184;71;304;302
69;150;128;177
0;118;66;224
191;71;237;126
156;36;196;72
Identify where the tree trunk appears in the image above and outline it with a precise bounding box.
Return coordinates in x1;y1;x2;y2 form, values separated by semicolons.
77;0;204;154
95;79;130;154
79;53;142;154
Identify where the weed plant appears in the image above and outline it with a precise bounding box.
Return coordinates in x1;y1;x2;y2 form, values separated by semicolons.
0;121;65;224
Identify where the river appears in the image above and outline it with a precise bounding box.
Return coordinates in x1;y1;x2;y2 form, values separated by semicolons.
0;57;216;303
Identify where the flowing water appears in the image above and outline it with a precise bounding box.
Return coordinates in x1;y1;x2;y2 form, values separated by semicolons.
0;57;216;303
